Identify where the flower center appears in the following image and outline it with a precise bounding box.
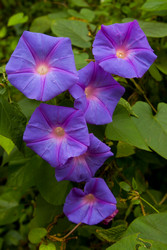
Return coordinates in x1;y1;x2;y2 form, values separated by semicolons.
85;87;94;99
53;127;65;137
36;64;49;75
84;193;96;203
116;50;126;59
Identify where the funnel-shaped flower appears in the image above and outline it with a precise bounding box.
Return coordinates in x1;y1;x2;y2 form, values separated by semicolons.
55;133;113;182
69;62;125;125
92;20;157;78
63;178;117;225
23;104;89;167
6;31;78;101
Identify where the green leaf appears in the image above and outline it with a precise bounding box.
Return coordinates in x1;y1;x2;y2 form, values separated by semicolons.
96;224;127;242
67;8;95;22
0;65;6;74
139;21;167;37
8;12;28;26
48;11;69;20
73;50;89;70
0;96;27;151
30;195;62;229
36;162;72;206
80;8;95;22
0;188;23;226
149;64;162;81
7;156;41;192
155;50;167;75
140;238;167;249
0;26;7;39
119;182;131;192
39;243;56;250
105;104;150;151
116;141;135;158
124;212;167;245
4;230;23;246
18;98;39;120
132;102;167;159
142;0;167;12
132;178;138;190
0;135;15;154
68;9;84;19
118;98;138;117
51;20;91;48
30;16;51;33
107;233;145;249
28;227;47;244
30;16;52;33
70;0;89;7
122;18;167;37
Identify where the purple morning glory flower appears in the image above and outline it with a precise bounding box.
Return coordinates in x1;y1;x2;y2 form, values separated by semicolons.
55;133;113;182
23;104;90;167
69;62;125;125
92;20;157;78
6;31;78;101
63;178;117;225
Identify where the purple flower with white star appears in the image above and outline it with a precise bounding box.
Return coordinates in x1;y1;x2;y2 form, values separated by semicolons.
69;62;125;125
55;133;113;182
23;104;90;167
6;31;78;101
92;20;157;78
63;178;117;225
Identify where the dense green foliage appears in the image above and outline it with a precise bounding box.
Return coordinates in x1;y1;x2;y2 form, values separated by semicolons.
0;0;167;249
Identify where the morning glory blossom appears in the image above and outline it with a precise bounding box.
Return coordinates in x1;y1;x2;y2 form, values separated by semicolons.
55;133;113;182
63;178;117;225
23;104;89;167
69;62;125;125
92;20;157;78
6;31;78;101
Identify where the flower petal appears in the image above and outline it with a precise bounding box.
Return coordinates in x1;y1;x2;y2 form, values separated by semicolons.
6;31;78;101
84;178;117;204
64;178;117;225
55;134;113;182
93;21;157;78
23;104;89;167
55;156;92;182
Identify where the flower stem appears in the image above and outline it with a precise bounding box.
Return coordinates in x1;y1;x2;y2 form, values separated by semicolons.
130;78;157;113
63;222;82;239
140;197;159;213
143;94;157;113
140;199;146;216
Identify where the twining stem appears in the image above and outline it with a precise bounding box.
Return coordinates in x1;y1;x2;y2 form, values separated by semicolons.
47;219;81;244
159;193;167;205
146;190;158;205
63;222;82;239
140;199;146;216
143;94;157;113
140;196;159;214
130;78;157;113
8;90;12;103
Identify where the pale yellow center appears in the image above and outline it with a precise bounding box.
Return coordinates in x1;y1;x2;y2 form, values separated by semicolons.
116;50;126;59
54;127;65;137
36;65;49;75
84;193;96;203
85;87;94;99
